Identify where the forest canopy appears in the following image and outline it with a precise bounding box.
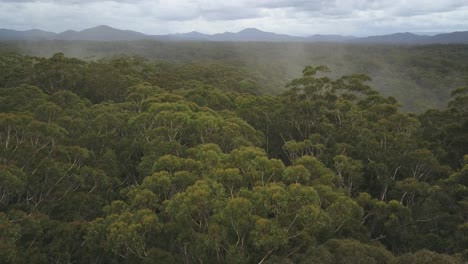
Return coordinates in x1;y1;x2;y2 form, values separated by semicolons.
0;53;467;263
2;41;468;112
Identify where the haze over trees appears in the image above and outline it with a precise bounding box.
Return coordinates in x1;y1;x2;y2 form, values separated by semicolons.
0;52;467;263
1;40;467;112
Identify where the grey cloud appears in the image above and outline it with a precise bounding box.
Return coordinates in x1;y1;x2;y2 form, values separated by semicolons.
0;0;467;36
390;1;468;17
255;0;387;11
0;0;143;2
201;9;262;20
256;0;467;18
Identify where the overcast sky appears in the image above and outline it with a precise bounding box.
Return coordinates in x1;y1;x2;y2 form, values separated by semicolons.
0;0;467;36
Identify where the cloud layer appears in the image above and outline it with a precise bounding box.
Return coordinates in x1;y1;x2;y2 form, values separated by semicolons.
0;0;467;36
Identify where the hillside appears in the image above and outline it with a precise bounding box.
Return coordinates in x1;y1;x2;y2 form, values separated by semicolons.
1;41;467;112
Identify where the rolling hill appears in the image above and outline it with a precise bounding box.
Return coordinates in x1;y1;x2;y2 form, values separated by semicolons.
1;25;467;43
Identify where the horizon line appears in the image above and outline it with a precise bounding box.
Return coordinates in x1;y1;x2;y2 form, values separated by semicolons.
1;25;461;38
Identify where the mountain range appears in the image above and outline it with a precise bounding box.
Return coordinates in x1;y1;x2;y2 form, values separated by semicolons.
1;25;467;44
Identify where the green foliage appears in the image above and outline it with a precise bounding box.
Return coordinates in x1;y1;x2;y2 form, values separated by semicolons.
0;53;466;263
392;249;464;264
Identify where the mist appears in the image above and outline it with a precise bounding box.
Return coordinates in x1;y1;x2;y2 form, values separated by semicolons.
1;39;466;112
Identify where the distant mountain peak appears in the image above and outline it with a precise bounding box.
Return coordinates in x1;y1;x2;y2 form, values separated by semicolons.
0;25;467;43
55;25;147;41
239;28;264;33
92;25;114;30
82;25;119;32
173;31;205;35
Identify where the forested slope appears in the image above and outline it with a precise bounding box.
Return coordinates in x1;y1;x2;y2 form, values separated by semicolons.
1;41;468;111
0;53;467;263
